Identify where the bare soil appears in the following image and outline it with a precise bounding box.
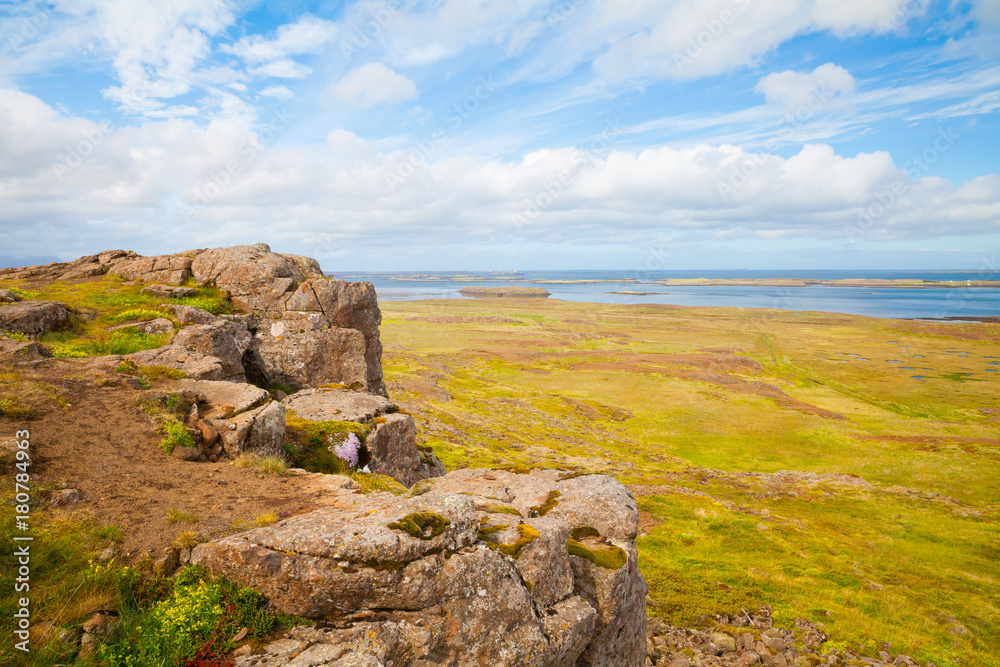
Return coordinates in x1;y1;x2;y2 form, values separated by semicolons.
5;361;323;560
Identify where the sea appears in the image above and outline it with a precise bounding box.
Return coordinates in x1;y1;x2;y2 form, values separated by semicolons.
327;270;1000;320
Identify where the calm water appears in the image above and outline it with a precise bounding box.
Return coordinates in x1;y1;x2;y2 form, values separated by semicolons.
328;270;1000;320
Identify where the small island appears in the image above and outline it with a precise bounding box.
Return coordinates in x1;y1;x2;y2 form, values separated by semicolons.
459;286;551;298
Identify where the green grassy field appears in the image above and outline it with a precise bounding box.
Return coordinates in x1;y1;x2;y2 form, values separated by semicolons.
379;298;1000;666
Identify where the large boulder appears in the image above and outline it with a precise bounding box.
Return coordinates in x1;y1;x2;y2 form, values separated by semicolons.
107;253;195;285
0;301;69;336
124;345;225;380
173;321;252;383
192;469;647;666
190;244;306;314
256;327;368;391
281;387;443;487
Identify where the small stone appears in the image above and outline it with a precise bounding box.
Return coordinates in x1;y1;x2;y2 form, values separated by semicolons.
82;613;115;636
78;633;98;662
710;633;736;653
153;549;180;576
233;644;253;657
48;488;82;507
172;445;201;462
232;627;248;642
97;547;115;562
180;548;192;564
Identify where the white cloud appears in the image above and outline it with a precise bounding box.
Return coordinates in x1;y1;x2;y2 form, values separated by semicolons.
2;88;997;263
220;15;337;63
538;0;918;82
259;85;295;100
756;63;856;119
249;59;312;79
327;62;418;108
94;0;235;113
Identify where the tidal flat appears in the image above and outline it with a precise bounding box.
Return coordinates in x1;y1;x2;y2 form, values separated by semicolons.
380;298;1000;666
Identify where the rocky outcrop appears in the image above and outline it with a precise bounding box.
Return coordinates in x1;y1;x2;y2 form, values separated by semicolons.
110;318;174;335
168;380;286;460
123;346;226;380
192;469;647;667
281;387;443;487
173;321;252;383
2;244;386;396
0;301;69;336
189;244;322;313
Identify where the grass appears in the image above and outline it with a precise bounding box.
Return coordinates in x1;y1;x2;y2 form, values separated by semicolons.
233;453;289;476
283;412;372;474
4;274;232;358
253;512;279;527
378;298;1000;666
166;508;200;525
173;530;203;550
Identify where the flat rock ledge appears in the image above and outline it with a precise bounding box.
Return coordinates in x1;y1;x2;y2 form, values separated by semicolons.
192;468;648;667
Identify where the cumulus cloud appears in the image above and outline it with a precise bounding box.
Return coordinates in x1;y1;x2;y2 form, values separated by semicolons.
327;62;418;108
220;15;337;63
94;0;235;113
249;59;312;79
1;88;996;263
756;63;856;119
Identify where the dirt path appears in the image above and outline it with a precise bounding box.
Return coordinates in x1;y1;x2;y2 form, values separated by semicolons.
17;372;322;559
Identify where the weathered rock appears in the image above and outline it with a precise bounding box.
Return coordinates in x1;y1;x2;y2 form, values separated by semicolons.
256;327;368;391
59;262;106;280
110;317;174;335
237;400;286;458
169;305;220;325
81;613;116;636
365;413;437;487
141;284;196;298
78;632;98;664
194;469;647;667
191;244;305;313
172;445;201;461
281;388;393;423
176;379;269;418
124;345;225;380
516;517;574;608
108;254;195;285
280;254;326;281
0;301;69;335
0;288;23;303
282;279;384;394
173;321;252;382
0;339;51;361
154;549;180;576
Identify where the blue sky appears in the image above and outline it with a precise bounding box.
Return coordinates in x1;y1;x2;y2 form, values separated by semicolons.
0;0;998;271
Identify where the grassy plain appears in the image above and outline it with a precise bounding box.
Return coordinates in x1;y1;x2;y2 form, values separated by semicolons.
379;298;1000;666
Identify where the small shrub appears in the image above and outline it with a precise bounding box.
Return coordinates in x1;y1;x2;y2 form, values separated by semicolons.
93;523;125;543
114;359;139;374
173;295;231;315
166;508;200;525
3;332;28;341
53;329;166;357
159;418;194;454
173;531;203;550
253;512;278;527
234;453;289;476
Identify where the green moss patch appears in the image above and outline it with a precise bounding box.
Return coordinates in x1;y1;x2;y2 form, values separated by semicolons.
387;512;451;540
284;412;372;474
485;504;523;516
529;490;560;517
158;418;194;454
483;523;540;559
567;538;627;570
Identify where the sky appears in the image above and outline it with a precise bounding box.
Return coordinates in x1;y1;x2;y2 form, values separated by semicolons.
0;0;998;272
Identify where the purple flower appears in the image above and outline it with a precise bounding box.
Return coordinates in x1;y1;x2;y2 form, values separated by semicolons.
333;432;361;468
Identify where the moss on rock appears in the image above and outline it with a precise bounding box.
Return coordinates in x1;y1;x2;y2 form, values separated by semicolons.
529;490;560;517
483;523;540;559
387;512;451;540
566;538;627;570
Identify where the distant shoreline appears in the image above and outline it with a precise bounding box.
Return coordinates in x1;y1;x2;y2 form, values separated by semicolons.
364;275;1000;289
